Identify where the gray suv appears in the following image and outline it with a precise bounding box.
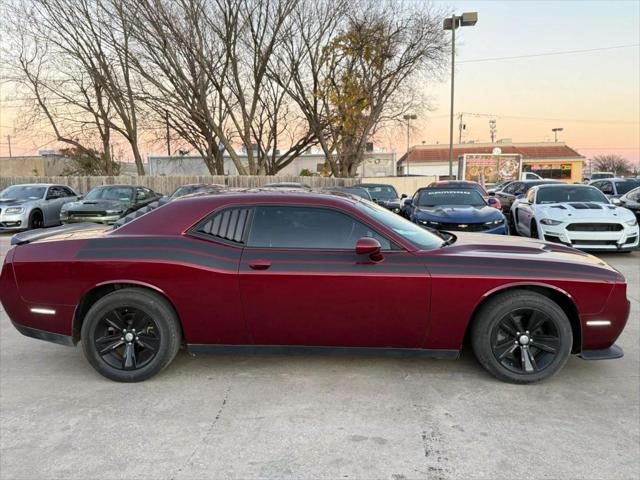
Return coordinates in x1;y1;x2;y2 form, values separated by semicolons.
0;184;79;231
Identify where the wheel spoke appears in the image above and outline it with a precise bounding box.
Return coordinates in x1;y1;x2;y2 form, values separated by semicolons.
511;314;525;334
499;321;517;337
494;340;518;359
99;338;124;355
104;316;124;332
531;335;560;354
96;334;121;346
527;311;546;333
122;343;136;369
520;347;536;373
132;310;150;332
136;334;159;352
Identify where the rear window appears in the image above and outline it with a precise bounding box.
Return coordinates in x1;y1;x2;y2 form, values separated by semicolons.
195;208;251;244
615;180;640;195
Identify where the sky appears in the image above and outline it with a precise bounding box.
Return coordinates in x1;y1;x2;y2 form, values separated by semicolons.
1;0;639;166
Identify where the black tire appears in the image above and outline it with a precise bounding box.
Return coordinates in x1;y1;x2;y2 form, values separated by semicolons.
470;290;572;384
81;288;181;382
28;210;44;229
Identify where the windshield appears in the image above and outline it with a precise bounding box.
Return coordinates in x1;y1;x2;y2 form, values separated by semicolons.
591;173;613;179
171;185;221;198
416;189;486;207
0;185;46;200
84;186;134;202
536;186;608;204
354;200;443;250
614;180;640;195
362;185;398;200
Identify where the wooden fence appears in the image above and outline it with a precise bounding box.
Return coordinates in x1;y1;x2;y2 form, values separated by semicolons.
0;175;356;195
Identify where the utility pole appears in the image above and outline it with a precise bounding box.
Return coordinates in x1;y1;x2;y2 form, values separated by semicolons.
6;135;12;157
403;114;417;175
165;111;171;156
489;119;497;143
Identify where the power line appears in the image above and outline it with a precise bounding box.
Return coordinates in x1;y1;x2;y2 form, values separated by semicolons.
458;112;640;125
459;44;640;64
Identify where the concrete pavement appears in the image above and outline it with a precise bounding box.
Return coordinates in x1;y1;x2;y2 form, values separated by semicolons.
0;235;638;480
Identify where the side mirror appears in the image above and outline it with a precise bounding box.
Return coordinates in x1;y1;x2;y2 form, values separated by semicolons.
487;189;496;195
355;237;383;262
516;194;524;199
77;195;84;200
610;197;622;206
487;197;499;207
401;194;407;199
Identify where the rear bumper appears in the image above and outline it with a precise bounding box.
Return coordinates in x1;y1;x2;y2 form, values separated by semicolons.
12;322;74;347
579;344;624;360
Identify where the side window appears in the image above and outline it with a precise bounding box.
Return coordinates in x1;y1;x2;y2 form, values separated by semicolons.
247;206;393;250
60;186;75;197
504;182;521;195
136;187;147;200
601;182;614;195
46;186;61;199
194;208;251;245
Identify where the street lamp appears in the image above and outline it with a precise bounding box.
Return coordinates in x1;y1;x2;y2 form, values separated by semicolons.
403;114;417;175
552;127;564;142
444;11;478;179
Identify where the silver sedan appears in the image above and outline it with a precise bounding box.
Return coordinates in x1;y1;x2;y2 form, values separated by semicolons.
0;184;79;231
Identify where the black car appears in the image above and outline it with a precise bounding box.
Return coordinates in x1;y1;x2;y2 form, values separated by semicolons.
170;183;225;199
494;180;561;215
61;185;162;225
323;186;373;200
358;183;404;213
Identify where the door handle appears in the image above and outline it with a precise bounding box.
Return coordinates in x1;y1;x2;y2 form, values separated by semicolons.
248;260;271;270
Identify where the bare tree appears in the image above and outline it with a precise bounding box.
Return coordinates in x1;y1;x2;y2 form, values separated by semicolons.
591;154;633;176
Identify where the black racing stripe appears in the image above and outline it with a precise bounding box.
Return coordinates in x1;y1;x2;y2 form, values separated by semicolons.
240;262;426;274
77;248;238;271
241;250;419;263
427;266;613;280
83;238;242;260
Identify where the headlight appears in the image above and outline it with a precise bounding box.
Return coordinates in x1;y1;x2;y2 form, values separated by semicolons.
105;209;124;215
540;218;563;225
392;208;400;213
4;207;25;214
484;219;504;225
626;218;638;226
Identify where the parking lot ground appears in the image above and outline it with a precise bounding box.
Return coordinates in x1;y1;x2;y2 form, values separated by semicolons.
0;233;638;480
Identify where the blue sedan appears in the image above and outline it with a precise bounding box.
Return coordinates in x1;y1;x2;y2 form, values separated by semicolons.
403;188;508;235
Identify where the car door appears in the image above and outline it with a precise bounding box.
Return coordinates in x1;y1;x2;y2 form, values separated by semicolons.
516;188;536;236
43;186;66;226
239;205;431;348
496;182;522;213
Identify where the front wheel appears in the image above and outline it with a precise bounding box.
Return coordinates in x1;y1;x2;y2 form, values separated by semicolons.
81;288;181;382
28;210;44;229
471;291;572;384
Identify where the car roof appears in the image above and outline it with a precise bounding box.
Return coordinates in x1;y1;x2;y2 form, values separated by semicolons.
358;183;395;188
91;184;136;188
535;183;595;189
3;183;57;188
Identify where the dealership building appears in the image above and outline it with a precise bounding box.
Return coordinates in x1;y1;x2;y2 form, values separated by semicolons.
397;141;585;182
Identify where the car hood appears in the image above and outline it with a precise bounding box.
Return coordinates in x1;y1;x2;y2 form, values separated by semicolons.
416;231;623;280
65;199;130;211
534;202;635;220
0;198;36;207
416;205;502;222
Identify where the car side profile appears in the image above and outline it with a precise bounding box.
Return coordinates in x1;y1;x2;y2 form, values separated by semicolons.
494;180;561;215
511;184;639;251
619;186;640;219
590;178;640;199
0;184;79;231
0;191;630;384
358;183;404;213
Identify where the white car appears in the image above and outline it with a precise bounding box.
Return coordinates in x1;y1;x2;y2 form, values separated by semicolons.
511;184;639;251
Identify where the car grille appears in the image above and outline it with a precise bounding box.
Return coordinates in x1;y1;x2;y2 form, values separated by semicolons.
573;240;618;246
439;223;496;232
566;223;623;232
68;211;107;217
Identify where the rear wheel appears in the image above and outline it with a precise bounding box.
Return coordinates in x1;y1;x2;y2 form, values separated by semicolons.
471;291;572;384
81;289;181;382
28;210;44;229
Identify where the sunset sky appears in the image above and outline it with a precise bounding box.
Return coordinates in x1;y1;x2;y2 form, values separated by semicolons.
1;0;639;166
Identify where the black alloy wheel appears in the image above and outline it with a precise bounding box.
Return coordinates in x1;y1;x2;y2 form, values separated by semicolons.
491;308;560;375
471;290;572;384
28;210;44;229
81;288;181;382
94;307;161;371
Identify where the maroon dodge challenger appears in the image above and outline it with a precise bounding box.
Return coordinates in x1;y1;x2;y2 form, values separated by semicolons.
0;190;630;383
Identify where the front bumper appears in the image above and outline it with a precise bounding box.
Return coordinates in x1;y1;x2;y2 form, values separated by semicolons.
62;214;122;225
415;219;508;235
539;222;639;250
0;211;28;231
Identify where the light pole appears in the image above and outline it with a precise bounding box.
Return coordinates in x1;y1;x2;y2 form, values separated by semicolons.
444;12;478;179
552;127;563;142
403;114;417;175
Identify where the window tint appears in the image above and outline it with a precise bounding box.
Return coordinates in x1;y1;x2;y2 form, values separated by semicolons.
600;182;614;194
614;180;640;195
196;208;250;244
60;186;75;197
247;206;392;250
504;182;521;194
46;186;62;199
